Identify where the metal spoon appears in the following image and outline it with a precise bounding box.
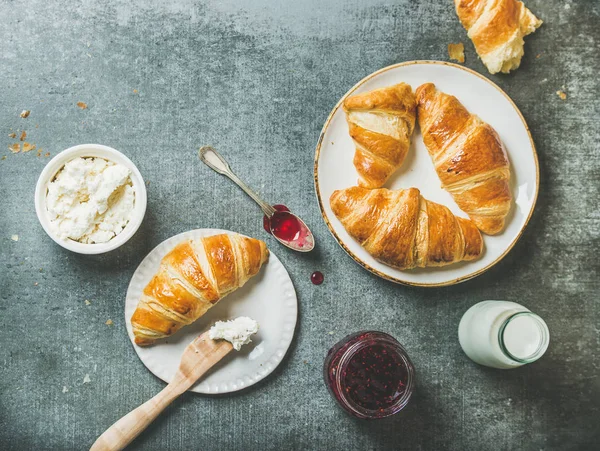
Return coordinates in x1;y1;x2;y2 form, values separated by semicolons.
198;146;314;252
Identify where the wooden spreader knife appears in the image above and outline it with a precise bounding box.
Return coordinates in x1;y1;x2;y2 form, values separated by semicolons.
90;332;233;451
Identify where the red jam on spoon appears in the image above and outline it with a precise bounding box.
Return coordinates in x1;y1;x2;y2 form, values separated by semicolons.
263;204;290;234
198;148;314;253
263;204;314;250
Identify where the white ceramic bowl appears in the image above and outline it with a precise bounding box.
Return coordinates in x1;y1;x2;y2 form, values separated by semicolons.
34;144;147;254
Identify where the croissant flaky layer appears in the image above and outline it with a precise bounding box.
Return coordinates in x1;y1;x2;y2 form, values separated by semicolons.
416;83;512;235
455;0;542;74
330;186;483;270
343;83;416;188
131;233;269;346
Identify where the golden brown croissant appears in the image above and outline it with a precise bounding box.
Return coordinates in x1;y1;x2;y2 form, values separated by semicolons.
131;233;269;346
330;186;483;270
455;0;542;74
343;83;416;188
416;83;511;235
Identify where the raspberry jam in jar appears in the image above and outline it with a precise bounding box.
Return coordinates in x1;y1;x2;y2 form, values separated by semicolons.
324;331;415;419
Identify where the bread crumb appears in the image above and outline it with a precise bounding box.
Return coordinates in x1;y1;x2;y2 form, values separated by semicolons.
536;53;542;59
9;143;20;153
62;386;68;393
19;130;26;141
34;282;38;286
133;89;138;94
105;319;113;326
556;90;567;100
8;132;16;139
45;152;50;157
83;374;91;384
85;299;91;306
328;331;334;335
22;142;36;153
20;110;30;118
77;102;88;109
11;234;19;241
37;148;43;157
448;43;465;63
1;156;6;160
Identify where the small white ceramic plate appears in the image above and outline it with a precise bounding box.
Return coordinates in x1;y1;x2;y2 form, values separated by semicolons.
124;229;298;394
314;61;539;287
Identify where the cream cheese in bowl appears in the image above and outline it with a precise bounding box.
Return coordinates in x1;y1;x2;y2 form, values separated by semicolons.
47;157;135;244
35;144;147;254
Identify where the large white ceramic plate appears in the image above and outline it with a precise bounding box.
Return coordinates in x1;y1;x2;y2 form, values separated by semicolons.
124;229;298;393
315;61;539;287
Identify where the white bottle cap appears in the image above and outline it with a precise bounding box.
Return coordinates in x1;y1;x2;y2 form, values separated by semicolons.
500;312;550;363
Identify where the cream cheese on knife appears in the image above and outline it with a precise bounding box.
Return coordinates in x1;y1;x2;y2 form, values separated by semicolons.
209;317;259;351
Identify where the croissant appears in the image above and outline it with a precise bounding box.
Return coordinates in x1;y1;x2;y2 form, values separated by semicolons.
416;83;511;235
330;186;483;270
131;233;269;346
455;0;542;74
343;83;416;188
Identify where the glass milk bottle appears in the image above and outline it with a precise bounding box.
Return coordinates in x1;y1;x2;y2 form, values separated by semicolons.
458;301;550;369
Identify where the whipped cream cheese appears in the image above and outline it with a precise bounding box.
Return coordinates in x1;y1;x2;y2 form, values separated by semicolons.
209;317;259;351
46;157;135;244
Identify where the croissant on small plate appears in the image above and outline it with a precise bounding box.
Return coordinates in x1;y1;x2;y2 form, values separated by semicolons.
343;83;416;188
454;0;542;74
131;233;269;346
330;186;483;270
416;83;512;235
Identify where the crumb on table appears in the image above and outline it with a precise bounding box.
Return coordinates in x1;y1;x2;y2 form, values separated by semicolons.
23;142;36;153
448;43;465;63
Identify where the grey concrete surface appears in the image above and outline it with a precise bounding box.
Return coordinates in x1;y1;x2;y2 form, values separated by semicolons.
1;1;598;450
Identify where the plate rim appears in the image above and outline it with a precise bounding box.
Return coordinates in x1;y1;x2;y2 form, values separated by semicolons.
124;228;298;394
313;60;540;287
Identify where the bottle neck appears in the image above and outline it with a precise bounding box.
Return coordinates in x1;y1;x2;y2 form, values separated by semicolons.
498;312;550;364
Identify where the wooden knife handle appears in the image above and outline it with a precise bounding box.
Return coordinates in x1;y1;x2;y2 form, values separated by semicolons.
90;384;182;451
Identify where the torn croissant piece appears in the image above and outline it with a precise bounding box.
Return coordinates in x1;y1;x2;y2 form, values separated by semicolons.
343;83;416;188
330;186;483;270
454;0;542;74
131;233;269;346
416;83;512;235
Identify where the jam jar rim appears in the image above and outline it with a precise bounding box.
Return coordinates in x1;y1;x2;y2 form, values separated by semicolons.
333;331;415;419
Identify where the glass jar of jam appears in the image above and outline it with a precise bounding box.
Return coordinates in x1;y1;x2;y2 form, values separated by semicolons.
323;331;415;419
